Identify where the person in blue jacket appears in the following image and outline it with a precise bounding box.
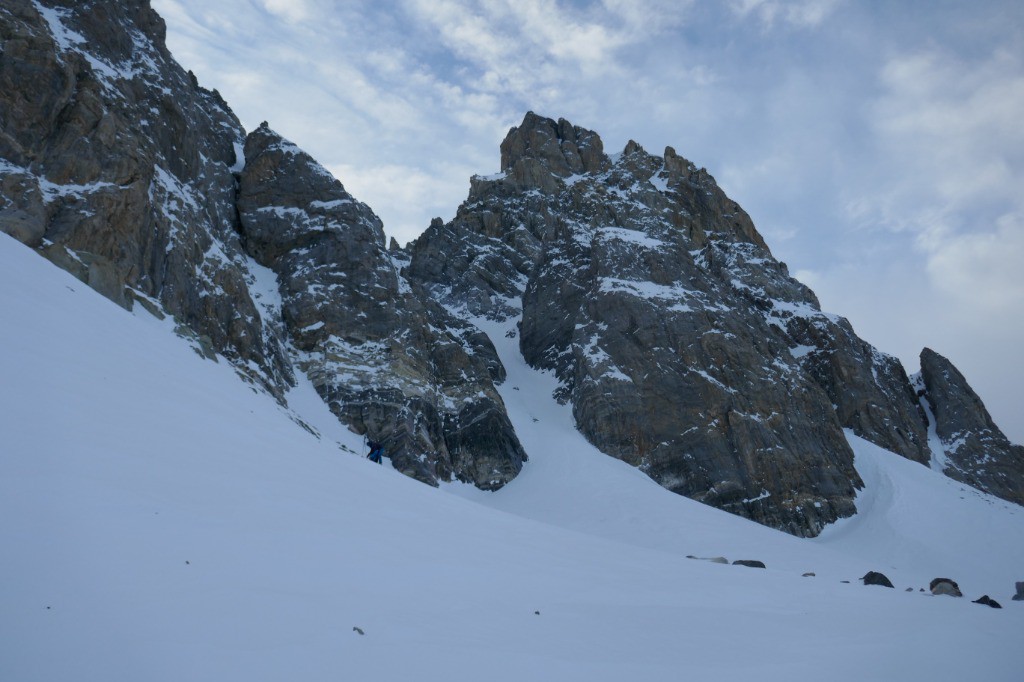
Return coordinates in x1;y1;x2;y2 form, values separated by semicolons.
366;439;384;464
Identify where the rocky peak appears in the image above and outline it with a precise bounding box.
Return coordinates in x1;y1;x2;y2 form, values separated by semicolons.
235;128;526;489
238;123;386;267
919;348;1024;505
920;348;997;433
499;112;609;190
402;111;977;534
0;0;295;396
4;0;1020;536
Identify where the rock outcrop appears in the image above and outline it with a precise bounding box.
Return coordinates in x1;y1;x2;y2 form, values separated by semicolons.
0;1;524;489
3;6;1021;534
405;113;933;535
236;123;525;488
733;560;766;569
918;348;1024;506
930;578;963;597
0;0;292;394
972;595;1002;609
861;571;895;588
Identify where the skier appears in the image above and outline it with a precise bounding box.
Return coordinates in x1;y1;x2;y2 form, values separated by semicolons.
366;438;384;465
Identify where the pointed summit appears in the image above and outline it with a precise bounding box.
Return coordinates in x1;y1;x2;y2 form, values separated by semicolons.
499;112;609;180
919;348;1024;505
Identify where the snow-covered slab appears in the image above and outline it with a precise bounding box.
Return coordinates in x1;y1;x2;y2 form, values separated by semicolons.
596;226;665;248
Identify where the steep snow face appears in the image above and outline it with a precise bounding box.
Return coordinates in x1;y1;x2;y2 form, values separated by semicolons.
2;232;1024;681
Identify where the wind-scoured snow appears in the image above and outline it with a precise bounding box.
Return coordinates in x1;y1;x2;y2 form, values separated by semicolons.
33;2;165;97
648;171;670;193
33;2;85;53
2;233;1023;681
596;226;665;249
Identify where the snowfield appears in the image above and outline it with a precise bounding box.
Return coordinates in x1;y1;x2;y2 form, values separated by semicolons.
2;232;1023;681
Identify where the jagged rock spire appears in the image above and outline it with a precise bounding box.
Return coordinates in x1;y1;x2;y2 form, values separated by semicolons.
499;112;610;190
919;348;1024;505
235;125;527;490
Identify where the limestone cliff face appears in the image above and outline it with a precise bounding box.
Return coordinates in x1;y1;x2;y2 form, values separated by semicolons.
918;348;1024;505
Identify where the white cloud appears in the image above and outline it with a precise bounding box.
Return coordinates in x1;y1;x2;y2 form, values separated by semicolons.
402;0;700;100
922;212;1024;312
859;49;1024;312
600;0;694;31
730;0;842;28
260;0;312;24
327;162;477;246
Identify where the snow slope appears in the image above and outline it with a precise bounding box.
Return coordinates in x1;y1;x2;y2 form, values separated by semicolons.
2;232;1023;681
456;317;1024;593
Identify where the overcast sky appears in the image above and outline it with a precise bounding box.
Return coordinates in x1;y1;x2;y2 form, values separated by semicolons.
151;0;1024;442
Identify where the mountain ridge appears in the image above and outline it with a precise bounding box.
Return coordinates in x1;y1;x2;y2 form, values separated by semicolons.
1;0;1021;536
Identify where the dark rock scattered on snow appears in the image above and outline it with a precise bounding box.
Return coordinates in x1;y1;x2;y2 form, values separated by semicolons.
733;560;766;569
972;595;1002;609
686;556;730;564
802;572;816;577
861;571;895;588
930;578;963;597
1013;582;1024;601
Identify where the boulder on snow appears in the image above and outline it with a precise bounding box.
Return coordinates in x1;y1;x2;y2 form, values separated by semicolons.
930;578;962;597
972;595;1002;609
861;571;894;588
802;572;816;577
1013;582;1024;601
733;560;766;569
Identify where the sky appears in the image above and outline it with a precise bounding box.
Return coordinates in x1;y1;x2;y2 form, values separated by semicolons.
150;0;1024;442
